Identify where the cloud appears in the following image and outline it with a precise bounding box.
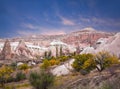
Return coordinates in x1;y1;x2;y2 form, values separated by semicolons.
79;16;120;27
59;16;75;26
17;30;35;36
17;29;66;36
22;23;40;29
41;30;66;35
18;23;67;36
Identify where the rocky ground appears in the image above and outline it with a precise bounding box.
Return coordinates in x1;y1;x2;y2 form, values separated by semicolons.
4;64;120;89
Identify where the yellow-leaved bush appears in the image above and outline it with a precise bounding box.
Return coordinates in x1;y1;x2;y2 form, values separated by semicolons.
41;59;60;69
72;51;120;74
72;54;94;72
0;65;13;87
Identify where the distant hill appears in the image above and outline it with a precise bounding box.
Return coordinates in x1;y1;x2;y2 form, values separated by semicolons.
7;27;115;47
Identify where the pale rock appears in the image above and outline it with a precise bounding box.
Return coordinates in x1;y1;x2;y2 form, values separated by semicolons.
51;59;75;76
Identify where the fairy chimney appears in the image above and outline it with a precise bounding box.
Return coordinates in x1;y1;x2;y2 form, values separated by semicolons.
1;39;12;60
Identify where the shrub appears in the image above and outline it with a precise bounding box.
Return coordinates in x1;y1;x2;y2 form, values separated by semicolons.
94;51;119;72
49;59;60;66
6;76;15;83
18;64;29;71
10;62;17;70
59;56;69;62
82;58;96;72
41;59;50;69
5;85;15;89
0;65;13;87
15;72;26;82
72;54;94;72
29;70;54;89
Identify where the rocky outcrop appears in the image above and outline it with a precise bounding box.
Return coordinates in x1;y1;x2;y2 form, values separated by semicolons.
0;39;12;60
62;28;113;46
95;32;120;57
81;32;120;57
51;59;75;76
15;40;33;58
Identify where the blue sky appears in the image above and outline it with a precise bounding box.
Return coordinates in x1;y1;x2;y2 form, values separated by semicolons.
0;0;120;38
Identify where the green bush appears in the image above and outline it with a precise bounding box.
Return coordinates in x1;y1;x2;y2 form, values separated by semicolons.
15;72;26;82
58;56;69;62
72;54;95;73
6;76;15;83
29;70;54;89
10;62;17;70
41;59;51;69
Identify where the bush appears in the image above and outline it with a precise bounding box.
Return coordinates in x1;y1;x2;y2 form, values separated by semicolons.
6;76;15;83
58;56;69;62
49;59;60;66
0;65;13;87
72;54;94;73
10;62;17;70
5;85;15;89
29;70;54;89
41;59;51;69
18;64;29;71
94;51;119;72
15;72;26;82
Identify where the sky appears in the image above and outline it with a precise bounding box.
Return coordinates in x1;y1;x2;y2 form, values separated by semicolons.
0;0;120;38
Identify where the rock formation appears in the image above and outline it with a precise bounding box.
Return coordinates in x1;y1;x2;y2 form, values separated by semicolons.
15;40;33;58
0;39;12;60
62;28;113;46
51;59;75;76
96;32;120;57
81;32;120;57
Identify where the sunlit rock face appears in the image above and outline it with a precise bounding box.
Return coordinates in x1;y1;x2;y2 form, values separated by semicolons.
51;59;75;76
48;40;76;57
0;39;12;60
80;32;120;57
62;28;113;46
15;40;33;59
95;32;120;57
80;47;95;54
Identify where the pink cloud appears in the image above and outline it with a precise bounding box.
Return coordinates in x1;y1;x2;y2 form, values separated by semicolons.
60;16;75;26
42;30;66;35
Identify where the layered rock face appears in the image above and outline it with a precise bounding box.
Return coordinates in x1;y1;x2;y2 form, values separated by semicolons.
62;28;113;46
81;32;120;57
10;28;113;48
0;39;12;60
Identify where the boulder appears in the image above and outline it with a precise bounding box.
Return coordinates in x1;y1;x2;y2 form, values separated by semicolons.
51;59;75;76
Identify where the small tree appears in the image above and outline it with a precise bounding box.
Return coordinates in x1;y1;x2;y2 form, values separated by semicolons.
60;45;63;56
29;70;54;89
0;65;13;88
94;51;119;72
56;46;58;57
48;50;52;60
44;51;48;58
